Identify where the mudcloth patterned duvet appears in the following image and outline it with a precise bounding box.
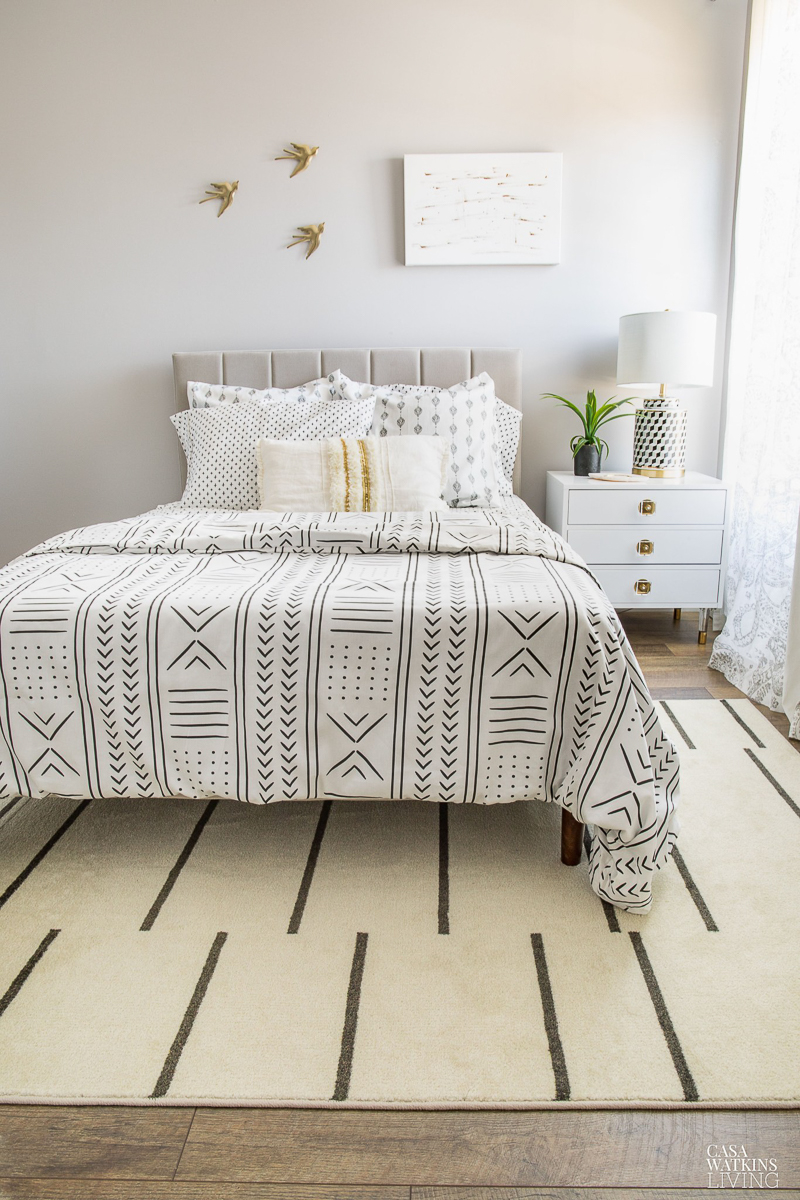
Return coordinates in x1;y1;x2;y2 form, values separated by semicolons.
0;501;679;911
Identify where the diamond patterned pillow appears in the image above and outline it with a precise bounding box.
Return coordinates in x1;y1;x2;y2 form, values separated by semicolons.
332;372;504;507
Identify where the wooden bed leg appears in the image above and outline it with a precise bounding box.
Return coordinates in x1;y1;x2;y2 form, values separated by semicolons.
561;808;584;866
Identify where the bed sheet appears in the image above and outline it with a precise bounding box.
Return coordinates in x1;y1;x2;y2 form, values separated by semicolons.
0;500;679;911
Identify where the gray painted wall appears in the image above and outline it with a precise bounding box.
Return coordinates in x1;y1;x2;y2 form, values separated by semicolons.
0;0;747;564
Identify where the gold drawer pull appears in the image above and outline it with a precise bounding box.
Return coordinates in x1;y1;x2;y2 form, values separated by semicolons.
634;579;652;595
638;499;656;515
637;539;654;556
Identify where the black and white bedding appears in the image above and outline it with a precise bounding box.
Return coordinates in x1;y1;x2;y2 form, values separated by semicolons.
0;499;679;912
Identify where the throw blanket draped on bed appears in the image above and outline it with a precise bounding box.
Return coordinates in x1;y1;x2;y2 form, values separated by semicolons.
0;506;679;911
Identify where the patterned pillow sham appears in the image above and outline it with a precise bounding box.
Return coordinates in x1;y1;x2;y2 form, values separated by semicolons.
495;399;522;486
187;375;340;409
331;372;504;507
256;435;449;512
171;393;376;509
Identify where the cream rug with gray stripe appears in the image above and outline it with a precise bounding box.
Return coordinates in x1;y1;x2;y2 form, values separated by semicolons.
0;698;797;1108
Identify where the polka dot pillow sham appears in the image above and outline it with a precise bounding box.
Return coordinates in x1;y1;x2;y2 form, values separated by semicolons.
171;393;376;510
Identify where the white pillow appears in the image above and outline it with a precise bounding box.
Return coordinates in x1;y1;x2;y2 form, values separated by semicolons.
495;399;522;487
257;435;450;512
332;372;504;507
187;376;338;409
171;394;376;509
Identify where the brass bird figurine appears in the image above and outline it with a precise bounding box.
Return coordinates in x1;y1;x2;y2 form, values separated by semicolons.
199;180;239;217
286;222;325;259
275;142;319;177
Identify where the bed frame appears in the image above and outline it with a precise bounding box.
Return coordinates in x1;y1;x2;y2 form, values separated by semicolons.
172;346;583;868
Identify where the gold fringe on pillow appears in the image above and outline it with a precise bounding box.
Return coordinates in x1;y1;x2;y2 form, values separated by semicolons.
328;438;386;511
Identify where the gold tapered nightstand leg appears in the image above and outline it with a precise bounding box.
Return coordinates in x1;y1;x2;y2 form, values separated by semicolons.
673;608;682;621
698;607;709;645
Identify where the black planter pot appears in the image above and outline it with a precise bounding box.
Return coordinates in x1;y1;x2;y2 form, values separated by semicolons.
573;444;601;476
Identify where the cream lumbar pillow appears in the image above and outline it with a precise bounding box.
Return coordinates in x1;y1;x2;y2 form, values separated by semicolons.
257;435;450;512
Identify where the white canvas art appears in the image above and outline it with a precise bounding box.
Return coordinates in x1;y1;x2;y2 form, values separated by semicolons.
404;152;562;266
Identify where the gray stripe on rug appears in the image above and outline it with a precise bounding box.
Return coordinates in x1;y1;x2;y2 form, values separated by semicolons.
0;799;91;911
151;930;228;1099
745;748;800;818
332;931;369;1102
660;702;696;750
531;933;570;1101
0;929;60;1019
438;803;449;935
722;699;766;748
0;797;21;823
140;799;218;931
287;800;332;935
671;846;718;932
629;931;698;1102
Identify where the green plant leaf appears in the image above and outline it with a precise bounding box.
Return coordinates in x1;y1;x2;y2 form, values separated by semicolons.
595;401;630;420
542;394;590;437
597;398;631;414
595;411;635;428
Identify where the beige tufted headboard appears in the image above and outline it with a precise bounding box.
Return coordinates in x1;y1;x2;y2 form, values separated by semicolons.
172;347;523;494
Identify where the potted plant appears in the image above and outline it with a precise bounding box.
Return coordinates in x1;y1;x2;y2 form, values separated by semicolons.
542;389;635;475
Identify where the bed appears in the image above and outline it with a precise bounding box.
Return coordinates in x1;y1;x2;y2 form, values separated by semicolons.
0;347;679;912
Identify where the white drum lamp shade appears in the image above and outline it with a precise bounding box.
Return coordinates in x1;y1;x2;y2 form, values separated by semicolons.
617;311;717;387
617;311;716;477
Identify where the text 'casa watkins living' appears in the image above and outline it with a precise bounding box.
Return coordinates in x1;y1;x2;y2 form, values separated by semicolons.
706;1145;779;1189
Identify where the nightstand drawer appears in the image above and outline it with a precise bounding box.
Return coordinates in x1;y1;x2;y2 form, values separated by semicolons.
593;567;721;607
568;526;723;566
567;488;726;527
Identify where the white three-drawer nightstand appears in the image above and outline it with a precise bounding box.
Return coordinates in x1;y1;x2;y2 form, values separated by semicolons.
545;471;729;644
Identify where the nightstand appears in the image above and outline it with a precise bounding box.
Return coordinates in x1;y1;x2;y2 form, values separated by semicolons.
545;471;729;644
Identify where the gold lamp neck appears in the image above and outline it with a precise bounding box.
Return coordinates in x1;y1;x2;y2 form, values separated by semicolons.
659;383;666;399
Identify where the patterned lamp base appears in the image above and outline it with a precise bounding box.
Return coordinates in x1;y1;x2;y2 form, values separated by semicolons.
632;397;687;478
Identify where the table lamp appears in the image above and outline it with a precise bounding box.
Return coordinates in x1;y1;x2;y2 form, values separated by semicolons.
616;310;717;477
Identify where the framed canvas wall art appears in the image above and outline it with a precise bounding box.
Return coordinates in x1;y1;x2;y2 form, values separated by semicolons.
403;152;562;266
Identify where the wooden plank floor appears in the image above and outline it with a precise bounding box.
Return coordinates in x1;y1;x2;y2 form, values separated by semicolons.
619;608;798;743
1;611;797;1197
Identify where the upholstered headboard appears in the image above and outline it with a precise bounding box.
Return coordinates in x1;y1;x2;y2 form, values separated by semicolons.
172;347;523;493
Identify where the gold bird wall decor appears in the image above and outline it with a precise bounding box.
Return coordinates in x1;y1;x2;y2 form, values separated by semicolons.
287;223;325;259
199;181;239;217
275;142;319;177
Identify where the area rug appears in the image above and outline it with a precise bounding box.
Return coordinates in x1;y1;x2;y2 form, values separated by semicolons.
0;698;797;1108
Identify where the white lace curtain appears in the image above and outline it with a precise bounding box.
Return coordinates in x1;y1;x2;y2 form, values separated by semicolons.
709;0;800;721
